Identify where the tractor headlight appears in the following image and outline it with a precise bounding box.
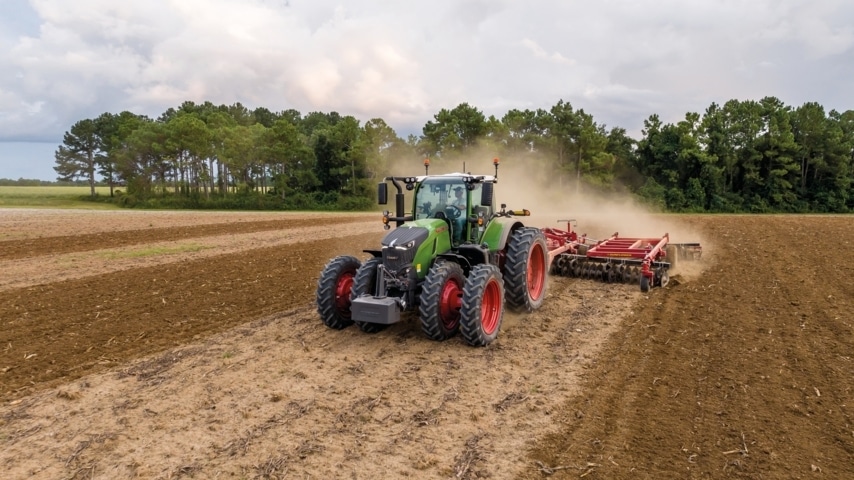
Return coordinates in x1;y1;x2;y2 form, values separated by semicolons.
397;240;415;250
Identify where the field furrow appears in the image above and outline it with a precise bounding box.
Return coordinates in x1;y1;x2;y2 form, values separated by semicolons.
0;211;851;479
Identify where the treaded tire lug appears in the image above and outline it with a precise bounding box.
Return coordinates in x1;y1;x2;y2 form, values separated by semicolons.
460;264;505;347
504;227;549;312
316;255;361;329
419;261;464;341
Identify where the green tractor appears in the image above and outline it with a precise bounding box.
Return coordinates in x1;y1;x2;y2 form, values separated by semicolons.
315;159;549;346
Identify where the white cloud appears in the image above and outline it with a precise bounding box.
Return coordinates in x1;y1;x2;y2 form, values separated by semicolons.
0;0;851;146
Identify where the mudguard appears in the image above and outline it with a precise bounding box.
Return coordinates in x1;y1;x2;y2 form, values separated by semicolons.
480;217;525;252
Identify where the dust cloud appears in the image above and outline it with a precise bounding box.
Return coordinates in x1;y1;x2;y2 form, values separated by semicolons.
376;150;711;274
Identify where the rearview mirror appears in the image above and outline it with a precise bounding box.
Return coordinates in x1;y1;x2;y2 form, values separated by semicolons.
378;182;388;205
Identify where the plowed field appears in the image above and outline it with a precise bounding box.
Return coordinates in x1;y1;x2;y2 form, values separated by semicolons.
0;209;851;479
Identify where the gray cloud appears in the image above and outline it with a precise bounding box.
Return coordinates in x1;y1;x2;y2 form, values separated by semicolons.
1;0;852;145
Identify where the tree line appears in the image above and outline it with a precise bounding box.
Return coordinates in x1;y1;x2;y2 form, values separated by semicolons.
54;97;853;212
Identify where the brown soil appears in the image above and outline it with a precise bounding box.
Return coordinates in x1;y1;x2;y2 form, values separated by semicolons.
0;210;851;479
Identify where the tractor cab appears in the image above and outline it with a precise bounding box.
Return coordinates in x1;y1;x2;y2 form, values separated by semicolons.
413;175;494;245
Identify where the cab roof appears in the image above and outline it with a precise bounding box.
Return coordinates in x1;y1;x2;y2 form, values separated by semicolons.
415;172;497;184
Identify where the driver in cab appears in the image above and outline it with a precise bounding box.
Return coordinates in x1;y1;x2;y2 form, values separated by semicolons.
452;186;466;210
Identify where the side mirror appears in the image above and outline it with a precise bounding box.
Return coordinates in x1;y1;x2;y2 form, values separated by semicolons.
378;182;388;205
480;183;493;207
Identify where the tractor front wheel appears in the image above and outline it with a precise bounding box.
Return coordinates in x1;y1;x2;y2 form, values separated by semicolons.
460;264;505;346
350;257;388;334
504;227;549;312
419;261;464;341
316;255;360;329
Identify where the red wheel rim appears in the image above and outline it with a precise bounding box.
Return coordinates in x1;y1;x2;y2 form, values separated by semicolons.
335;272;355;318
480;278;501;335
527;242;546;300
439;279;462;330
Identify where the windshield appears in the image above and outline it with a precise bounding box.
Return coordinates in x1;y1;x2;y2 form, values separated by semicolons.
415;179;470;219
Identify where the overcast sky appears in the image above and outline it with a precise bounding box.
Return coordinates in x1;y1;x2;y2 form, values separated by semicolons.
1;0;852;180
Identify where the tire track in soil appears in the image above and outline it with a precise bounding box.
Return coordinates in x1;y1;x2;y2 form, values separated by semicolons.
0;268;639;480
523;215;854;479
0;232;384;401
0;216;369;260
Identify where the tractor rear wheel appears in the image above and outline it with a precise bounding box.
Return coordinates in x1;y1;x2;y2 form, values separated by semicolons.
419;261;464;341
460;264;505;346
350;257;388;334
504;227;548;312
316;255;360;329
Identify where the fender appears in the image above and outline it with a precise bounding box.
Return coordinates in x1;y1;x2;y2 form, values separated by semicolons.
481;217;525;251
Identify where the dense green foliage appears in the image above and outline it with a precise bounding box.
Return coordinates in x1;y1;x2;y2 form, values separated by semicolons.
53;97;853;212
633;98;854;212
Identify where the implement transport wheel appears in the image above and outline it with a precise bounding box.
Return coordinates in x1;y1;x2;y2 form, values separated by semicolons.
640;274;651;293
316;255;360;329
504;228;549;312
350;257;388;334
460;265;505;347
419;261;464;341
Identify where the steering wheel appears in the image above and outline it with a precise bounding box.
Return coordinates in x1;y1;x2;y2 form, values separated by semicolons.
444;205;462;220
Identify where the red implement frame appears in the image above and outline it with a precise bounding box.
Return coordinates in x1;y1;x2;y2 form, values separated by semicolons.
542;220;674;281
587;233;669;281
542;219;586;261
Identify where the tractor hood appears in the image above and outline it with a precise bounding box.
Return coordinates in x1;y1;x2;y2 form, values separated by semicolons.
381;219;452;278
381;224;430;248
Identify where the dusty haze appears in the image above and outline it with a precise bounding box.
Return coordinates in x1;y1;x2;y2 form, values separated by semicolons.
386;151;709;258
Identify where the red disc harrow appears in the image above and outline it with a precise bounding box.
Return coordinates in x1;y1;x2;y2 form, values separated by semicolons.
542;220;702;292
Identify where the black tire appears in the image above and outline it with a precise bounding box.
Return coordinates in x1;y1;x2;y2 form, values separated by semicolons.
504;227;549;312
640;274;650;293
419;261;465;341
460;265;505;347
350;257;388;334
316;255;360;329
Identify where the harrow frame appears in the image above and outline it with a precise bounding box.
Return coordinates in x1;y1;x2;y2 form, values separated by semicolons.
542;219;702;292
